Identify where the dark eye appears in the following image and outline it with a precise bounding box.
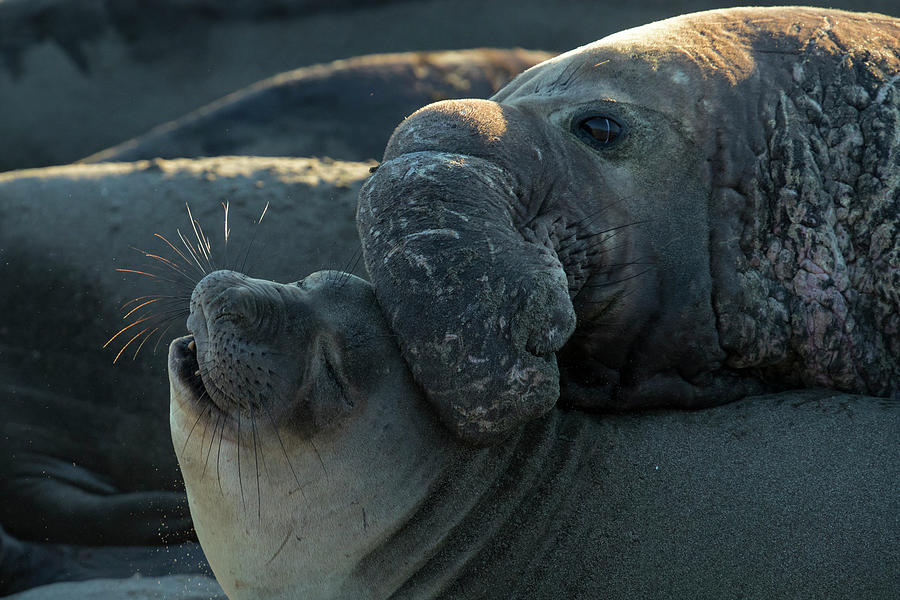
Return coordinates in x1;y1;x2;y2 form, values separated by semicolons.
577;116;623;146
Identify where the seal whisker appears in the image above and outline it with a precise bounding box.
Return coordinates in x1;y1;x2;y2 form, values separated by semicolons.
310;439;328;478
121;258;197;291
250;402;262;522
578;219;652;242
152;320;183;355
154;233;208;279
142;251;189;275
185;203;216;272
237;202;270;275
121;298;165;320
196;360;298;505
564;192;640;231
112;327;153;363
202;410;224;480
177;228;210;277
593;260;656;270
254;391;307;500
114;307;190;359
104;316;154;350
219;201;235;272
120;294;189;311
265;528;295;567
216;409;226;496
222;201;231;245
128;245;198;286
234;384;248;511
114;268;186;288
182;396;212;455
584;239;628;258
134;303;192;318
128;317;189;357
197;388;214;461
131;327;158;360
341;249;364;289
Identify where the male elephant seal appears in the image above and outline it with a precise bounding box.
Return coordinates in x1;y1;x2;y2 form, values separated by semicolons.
357;6;900;444
169;269;900;599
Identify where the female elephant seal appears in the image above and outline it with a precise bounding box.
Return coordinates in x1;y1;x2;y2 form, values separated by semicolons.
357;6;900;444
168;269;899;599
170;270;455;598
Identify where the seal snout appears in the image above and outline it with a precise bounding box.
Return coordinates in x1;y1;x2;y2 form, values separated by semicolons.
184;269;284;418
187;270;272;362
188;270;252;331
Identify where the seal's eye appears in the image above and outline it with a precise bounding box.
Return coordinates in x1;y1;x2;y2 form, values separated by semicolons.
577;116;623;146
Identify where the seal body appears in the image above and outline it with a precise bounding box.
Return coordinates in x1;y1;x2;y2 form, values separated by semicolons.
357;7;900;444
169;269;900;600
82;49;551;164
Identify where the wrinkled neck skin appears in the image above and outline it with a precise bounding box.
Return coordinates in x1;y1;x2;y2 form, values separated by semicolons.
701;18;900;395
172;368;571;599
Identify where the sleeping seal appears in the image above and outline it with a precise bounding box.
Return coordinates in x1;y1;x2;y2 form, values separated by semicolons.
357;6;900;444
169;269;899;599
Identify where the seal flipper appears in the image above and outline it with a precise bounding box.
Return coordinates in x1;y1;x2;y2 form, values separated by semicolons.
0;383;194;546
560;369;771;412
0;524;210;595
4;454;193;546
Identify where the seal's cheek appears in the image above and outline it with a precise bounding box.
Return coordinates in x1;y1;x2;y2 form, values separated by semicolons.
286;335;361;436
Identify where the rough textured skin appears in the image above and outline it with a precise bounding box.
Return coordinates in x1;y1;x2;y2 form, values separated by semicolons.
358;7;900;445
357;8;900;443
82;49;552;164
359;148;575;443
703;12;900;393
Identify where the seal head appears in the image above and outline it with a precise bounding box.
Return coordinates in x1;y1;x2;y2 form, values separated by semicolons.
358;7;900;444
169;270;454;599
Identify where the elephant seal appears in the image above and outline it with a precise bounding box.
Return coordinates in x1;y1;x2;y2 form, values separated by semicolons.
169;270;455;599
170;269;900;599
0;157;372;594
357;6;900;444
81;49;552;165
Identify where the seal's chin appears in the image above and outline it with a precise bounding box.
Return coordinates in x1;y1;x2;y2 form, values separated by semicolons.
168;334;208;405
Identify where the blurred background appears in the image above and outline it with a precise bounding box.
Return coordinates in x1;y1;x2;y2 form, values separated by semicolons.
1;0;898;172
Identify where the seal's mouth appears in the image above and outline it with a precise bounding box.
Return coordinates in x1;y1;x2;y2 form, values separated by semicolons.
169;334;208;404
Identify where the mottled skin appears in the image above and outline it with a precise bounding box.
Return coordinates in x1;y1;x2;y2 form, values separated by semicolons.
357;7;900;444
